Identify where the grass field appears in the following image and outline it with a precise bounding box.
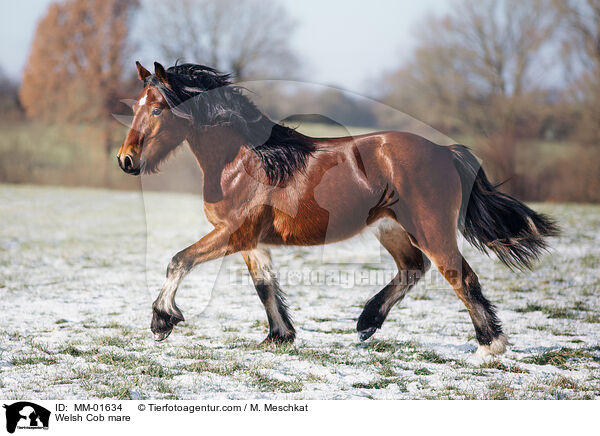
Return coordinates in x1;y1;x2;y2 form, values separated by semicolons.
0;184;599;399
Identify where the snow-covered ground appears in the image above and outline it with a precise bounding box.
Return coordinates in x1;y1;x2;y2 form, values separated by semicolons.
1;184;599;399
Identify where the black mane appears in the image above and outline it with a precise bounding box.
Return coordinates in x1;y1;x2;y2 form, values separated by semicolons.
146;63;316;185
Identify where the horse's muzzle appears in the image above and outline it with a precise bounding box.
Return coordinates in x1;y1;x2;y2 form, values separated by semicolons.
117;154;140;175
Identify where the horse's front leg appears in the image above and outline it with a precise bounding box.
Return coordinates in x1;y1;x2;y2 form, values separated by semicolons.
242;247;295;344
151;227;238;341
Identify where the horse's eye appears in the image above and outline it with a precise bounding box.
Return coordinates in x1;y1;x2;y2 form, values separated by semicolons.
152;108;162;116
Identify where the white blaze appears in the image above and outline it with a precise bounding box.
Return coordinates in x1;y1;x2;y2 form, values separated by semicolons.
139;92;147;106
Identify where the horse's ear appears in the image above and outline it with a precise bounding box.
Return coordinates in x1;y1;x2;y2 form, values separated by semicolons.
154;62;169;85
136;61;151;81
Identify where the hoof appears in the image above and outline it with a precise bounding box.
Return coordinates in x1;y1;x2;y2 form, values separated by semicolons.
357;301;384;342
260;331;295;346
357;327;377;342
151;307;184;342
475;334;508;357
153;330;172;342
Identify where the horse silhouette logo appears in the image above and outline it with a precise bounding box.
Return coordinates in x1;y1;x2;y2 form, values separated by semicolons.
2;402;50;433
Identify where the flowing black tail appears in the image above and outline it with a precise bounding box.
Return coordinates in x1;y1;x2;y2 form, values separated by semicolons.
449;145;560;271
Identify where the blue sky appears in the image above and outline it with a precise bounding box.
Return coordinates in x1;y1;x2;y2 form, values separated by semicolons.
0;0;451;93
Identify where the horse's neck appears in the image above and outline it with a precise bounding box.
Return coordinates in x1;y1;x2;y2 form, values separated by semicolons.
187;127;244;178
187;126;252;202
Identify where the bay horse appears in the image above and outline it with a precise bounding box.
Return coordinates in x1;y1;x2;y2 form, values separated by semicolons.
117;62;558;356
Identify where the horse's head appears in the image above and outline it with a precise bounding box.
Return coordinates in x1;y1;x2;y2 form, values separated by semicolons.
117;62;189;175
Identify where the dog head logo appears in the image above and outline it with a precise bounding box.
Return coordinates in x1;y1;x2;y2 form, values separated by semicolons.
3;402;50;434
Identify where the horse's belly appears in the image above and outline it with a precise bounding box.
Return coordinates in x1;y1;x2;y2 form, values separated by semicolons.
264;191;378;246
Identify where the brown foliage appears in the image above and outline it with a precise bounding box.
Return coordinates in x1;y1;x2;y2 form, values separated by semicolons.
19;0;139;123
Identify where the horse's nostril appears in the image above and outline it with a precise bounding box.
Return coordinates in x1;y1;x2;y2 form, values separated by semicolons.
124;155;133;170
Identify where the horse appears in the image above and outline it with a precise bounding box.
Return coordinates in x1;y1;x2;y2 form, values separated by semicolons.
117;61;559;356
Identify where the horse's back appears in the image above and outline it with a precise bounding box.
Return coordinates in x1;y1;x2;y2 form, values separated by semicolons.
262;130;458;246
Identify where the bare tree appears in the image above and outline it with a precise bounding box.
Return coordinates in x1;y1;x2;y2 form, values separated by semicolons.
554;0;600;146
380;0;557;188
141;0;299;80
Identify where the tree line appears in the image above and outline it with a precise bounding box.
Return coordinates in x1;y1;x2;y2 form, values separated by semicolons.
3;0;600;201
378;0;600;202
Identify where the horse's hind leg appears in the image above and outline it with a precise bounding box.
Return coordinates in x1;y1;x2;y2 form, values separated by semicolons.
357;220;431;341
458;257;506;355
242;247;296;344
416;238;506;356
